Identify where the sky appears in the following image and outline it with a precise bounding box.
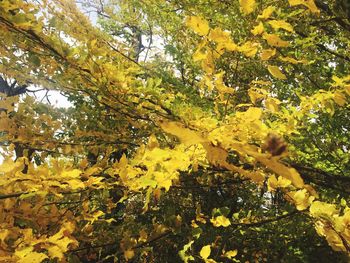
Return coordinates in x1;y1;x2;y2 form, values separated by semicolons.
30;89;72;108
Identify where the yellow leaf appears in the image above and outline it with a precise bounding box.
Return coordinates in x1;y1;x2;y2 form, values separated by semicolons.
193;48;207;62
210;215;231;227
214;72;235;94
258;6;276;20
47;244;68;260
61;169;81;178
238;41;259;57
251;22;264;35
246;171;265;183
66;179;85;190
179;240;195;262
200;245;211;259
124;249;135;260
201;52;215;74
334;91;346;106
224;249;238;258
186;16;210;36
265;97;281;112
260;49;276;61
332;75;350;87
344;85;350;96
253;155;304;188
239;0;256;15
288;0;319;13
263;33;289;47
118;153;128;169
0;158;24;174
79;158;89;169
244;107;263;121
46;222;78;260
248;88;267;104
267;175;278;191
147;134;159;150
157;178;172;192
277;176;292;188
267;65;287;80
159;121;205;145
268;175;292;191
288;189;315;210
15;247;48;263
208;27;231;43
279;56;307;64
142;188;153;212
203;142;228;166
310;201;338;218
220;40;238;51
268;20;294;32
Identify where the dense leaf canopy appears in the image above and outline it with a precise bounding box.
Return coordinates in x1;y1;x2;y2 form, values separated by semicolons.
1;0;350;262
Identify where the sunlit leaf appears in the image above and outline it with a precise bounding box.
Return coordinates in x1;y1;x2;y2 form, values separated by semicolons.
288;0;319;13
210;215;231;227
267;65;287;80
310;201;338;218
224;249;238;258
251;22;264;35
186;16;210;36
268;20;294;32
263;33;289;47
260;49;276;61
200;245;211;259
258;6;276;20
239;0;256;15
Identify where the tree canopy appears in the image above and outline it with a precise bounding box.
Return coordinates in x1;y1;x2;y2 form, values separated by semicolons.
1;0;350;262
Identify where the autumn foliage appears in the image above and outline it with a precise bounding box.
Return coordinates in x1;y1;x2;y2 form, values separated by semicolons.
1;0;350;262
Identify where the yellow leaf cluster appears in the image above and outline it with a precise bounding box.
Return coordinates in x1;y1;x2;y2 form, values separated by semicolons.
309;201;338;219
209;28;237;52
210;215;231;227
268;175;291;191
288;189;315;210
238;41;259;57
179;240;195;263
315;219;349;252
253;155;304;188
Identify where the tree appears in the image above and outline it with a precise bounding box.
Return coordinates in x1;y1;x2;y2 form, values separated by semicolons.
0;0;350;262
